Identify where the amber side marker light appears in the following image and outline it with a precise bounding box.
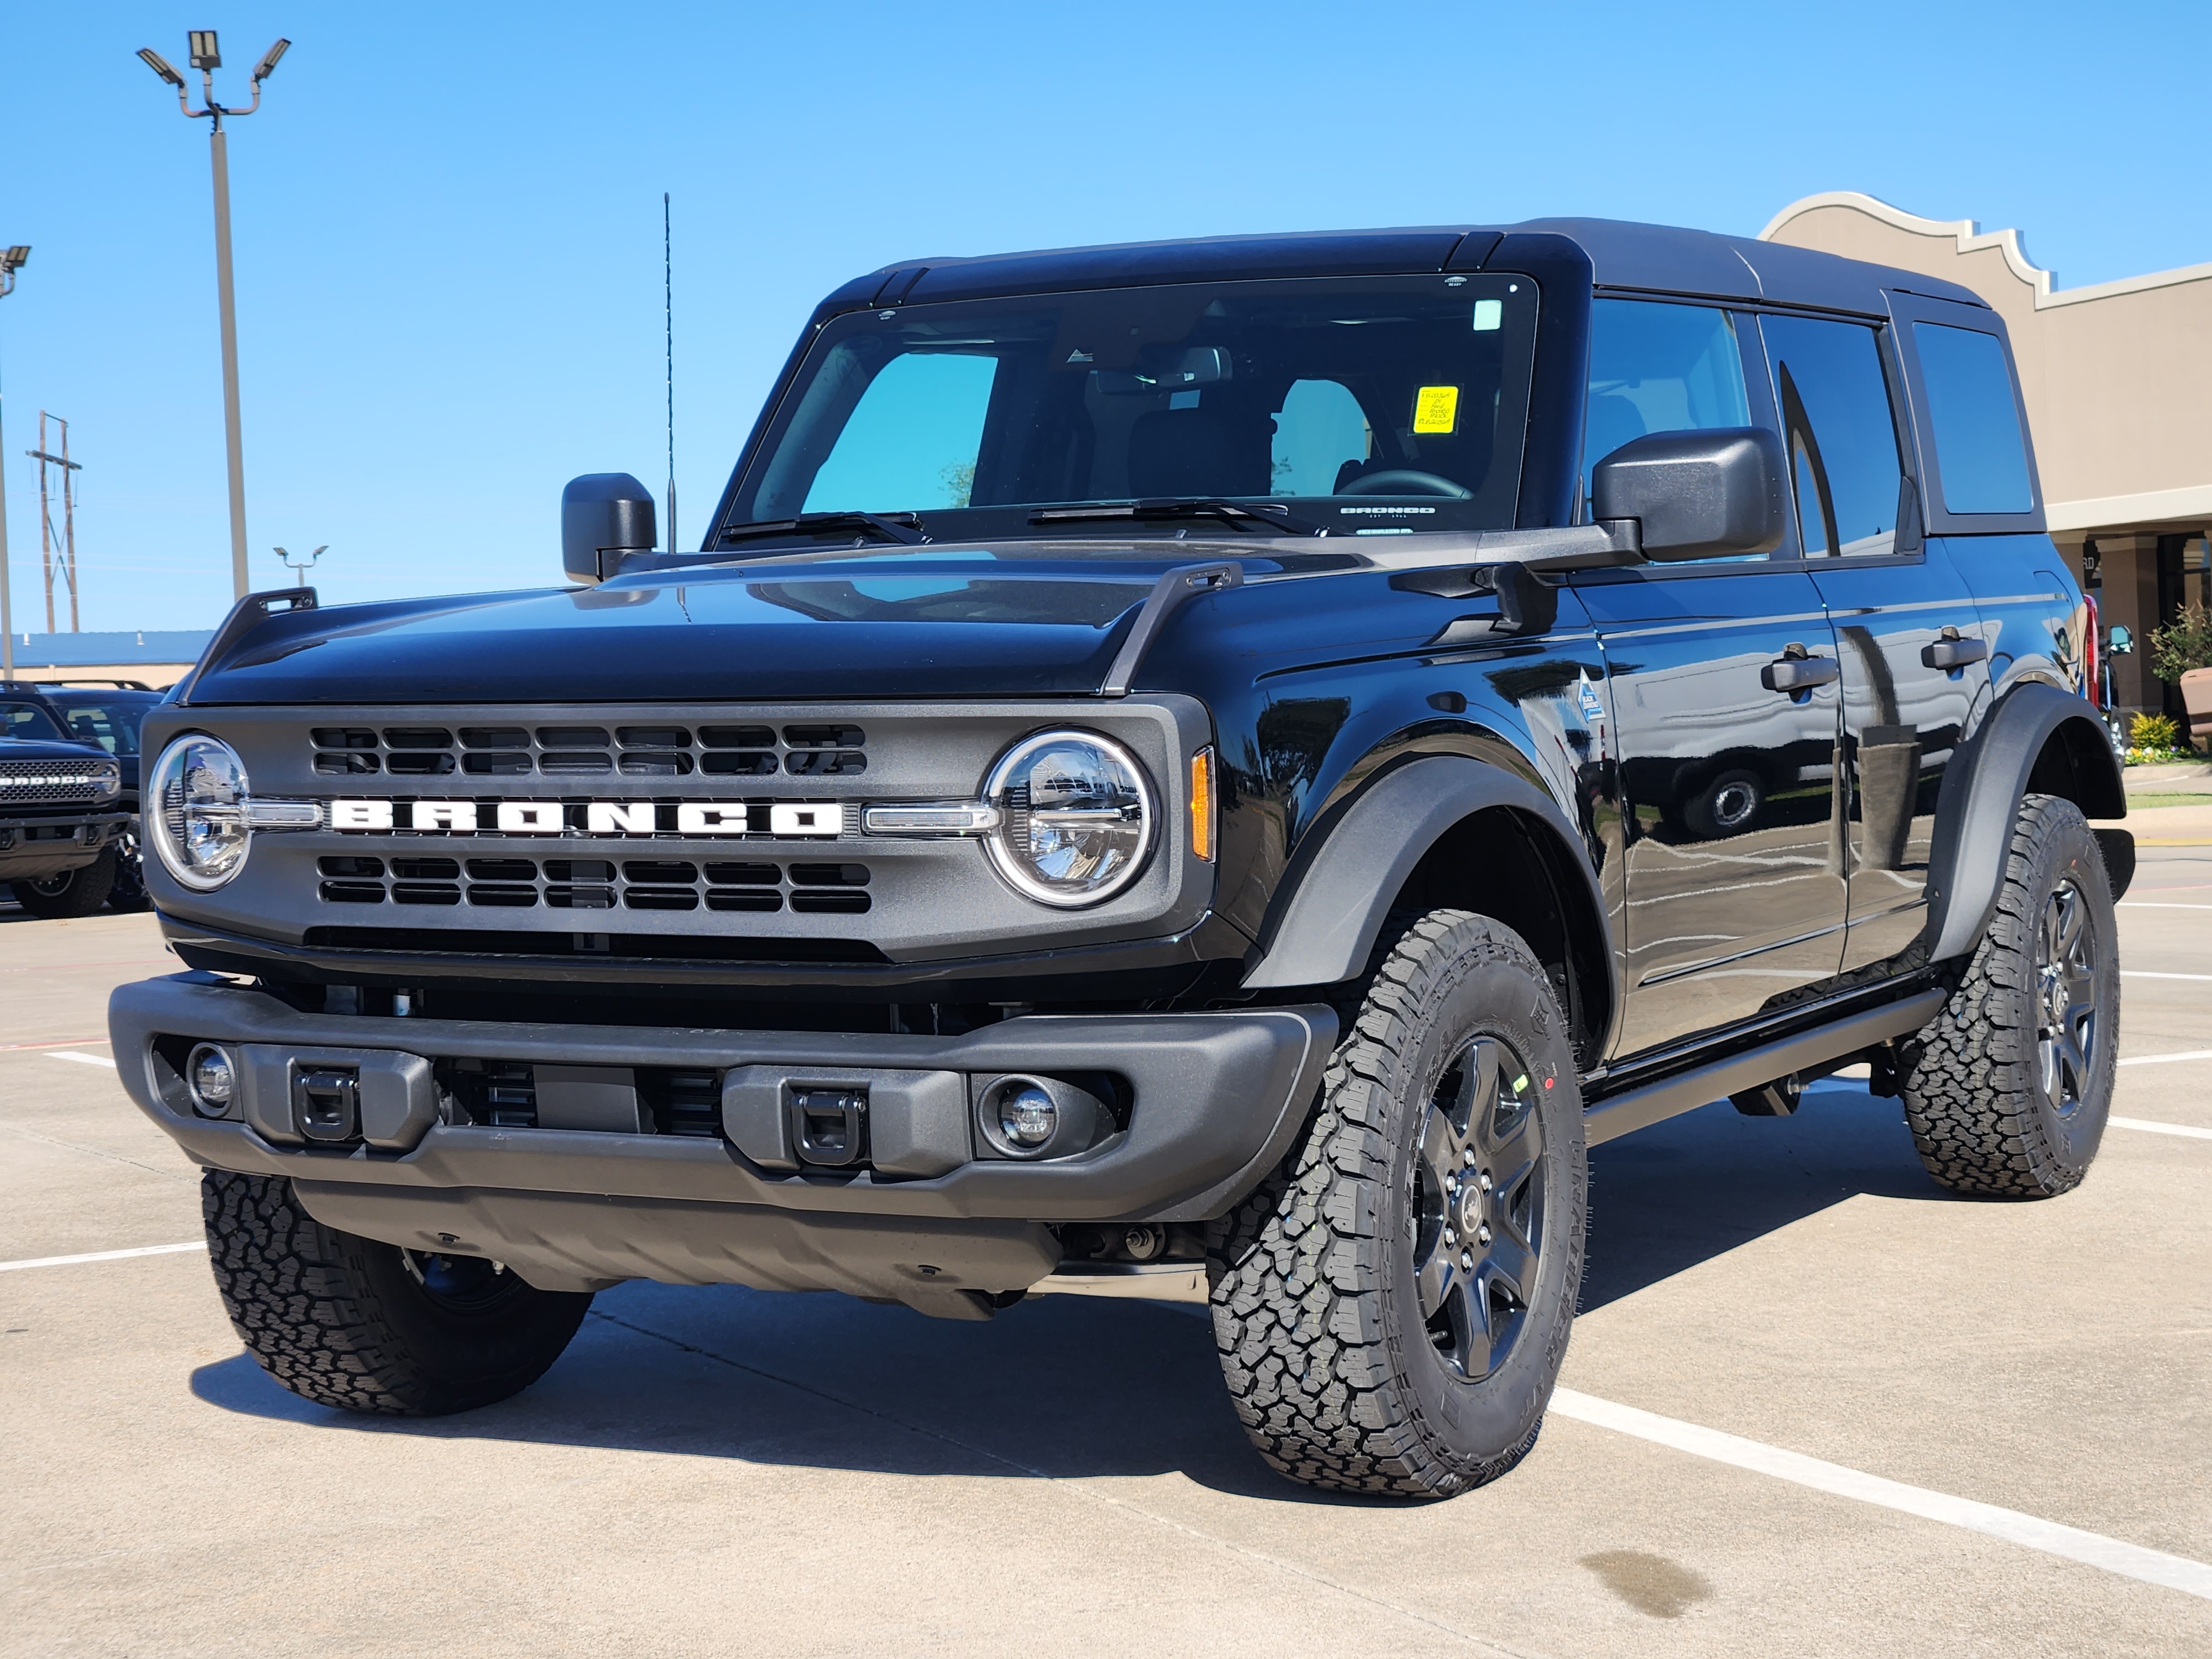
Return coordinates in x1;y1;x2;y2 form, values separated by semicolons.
1190;747;1215;862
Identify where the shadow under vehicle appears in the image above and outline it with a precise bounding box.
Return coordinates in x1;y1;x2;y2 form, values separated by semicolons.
111;216;2126;1500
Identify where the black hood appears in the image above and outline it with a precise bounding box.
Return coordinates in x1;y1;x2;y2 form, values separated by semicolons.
180;556;1200;705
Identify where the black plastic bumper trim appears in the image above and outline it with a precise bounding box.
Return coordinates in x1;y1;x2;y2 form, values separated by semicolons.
109;973;1336;1224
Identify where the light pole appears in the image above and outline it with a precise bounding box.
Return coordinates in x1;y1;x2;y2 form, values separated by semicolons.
274;544;326;588
137;31;290;604
0;244;26;682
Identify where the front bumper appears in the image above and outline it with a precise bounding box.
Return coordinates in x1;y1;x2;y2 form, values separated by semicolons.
111;973;1334;1313
0;812;128;881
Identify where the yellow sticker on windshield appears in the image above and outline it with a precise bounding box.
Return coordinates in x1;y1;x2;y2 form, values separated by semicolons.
1413;385;1459;434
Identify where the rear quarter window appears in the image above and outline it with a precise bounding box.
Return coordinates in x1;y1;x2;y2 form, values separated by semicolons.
1912;322;2033;514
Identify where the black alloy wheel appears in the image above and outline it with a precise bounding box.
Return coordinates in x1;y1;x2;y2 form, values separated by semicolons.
1410;1036;1546;1382
107;828;150;912
2034;878;2100;1121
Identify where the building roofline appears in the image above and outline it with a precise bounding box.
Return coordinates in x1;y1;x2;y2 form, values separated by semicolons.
1759;191;2212;310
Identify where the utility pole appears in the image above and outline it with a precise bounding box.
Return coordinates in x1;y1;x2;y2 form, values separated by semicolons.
0;244;25;681
274;544;326;588
27;411;82;632
665;191;677;556
137;32;290;603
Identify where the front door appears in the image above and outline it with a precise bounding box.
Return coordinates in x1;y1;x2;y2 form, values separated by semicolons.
1574;295;1849;1059
1580;569;1847;1056
1759;311;1989;971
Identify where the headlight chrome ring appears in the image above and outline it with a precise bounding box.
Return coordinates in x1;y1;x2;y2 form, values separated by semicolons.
982;729;1155;908
147;734;255;891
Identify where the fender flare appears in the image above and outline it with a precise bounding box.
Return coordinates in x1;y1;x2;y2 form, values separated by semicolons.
1240;755;1617;1016
1924;682;2127;963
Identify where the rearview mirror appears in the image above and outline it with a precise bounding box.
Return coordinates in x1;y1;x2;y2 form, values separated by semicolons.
562;472;656;585
1592;427;1786;563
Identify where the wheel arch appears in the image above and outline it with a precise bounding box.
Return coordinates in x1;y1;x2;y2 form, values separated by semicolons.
1241;754;1618;1067
1925;681;2129;962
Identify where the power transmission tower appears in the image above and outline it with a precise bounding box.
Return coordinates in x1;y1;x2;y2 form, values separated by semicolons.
26;410;81;633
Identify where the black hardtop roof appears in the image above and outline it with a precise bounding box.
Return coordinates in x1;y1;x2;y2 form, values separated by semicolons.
830;216;1984;317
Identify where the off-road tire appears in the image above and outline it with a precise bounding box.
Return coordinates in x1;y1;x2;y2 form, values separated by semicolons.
1207;910;1587;1498
1898;794;2118;1197
204;1168;593;1415
11;847;118;918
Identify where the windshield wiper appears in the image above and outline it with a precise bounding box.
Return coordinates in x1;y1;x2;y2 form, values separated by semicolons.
1028;498;1327;538
718;510;926;546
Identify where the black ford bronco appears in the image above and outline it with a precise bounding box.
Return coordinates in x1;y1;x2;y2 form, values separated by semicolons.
112;218;2127;1498
1;726;128;917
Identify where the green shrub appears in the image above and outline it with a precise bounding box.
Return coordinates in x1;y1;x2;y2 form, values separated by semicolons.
2148;603;2212;686
2130;712;2180;752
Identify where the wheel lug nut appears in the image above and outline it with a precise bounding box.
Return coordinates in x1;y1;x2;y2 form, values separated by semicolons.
1479;1173;1492;1191
1444;1228;1456;1245
1460;1252;1473;1269
1478;1224;1492;1244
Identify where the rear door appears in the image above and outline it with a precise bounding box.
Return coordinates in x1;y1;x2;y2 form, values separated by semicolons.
1571;297;1848;1058
1756;311;1990;971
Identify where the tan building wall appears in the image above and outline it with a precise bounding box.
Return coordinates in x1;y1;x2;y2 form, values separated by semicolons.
1761;193;2212;714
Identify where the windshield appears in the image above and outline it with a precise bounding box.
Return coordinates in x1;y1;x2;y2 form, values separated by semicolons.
2;702;66;743
38;693;156;755
722;274;1540;550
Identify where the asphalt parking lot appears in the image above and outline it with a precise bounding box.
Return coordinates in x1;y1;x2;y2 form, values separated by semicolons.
4;817;2210;1657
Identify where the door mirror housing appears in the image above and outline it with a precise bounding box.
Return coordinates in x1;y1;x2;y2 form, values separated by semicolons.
1591;427;1787;564
561;473;657;585
2106;624;2134;656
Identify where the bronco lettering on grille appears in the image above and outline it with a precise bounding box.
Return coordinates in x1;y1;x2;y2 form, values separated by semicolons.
326;799;843;837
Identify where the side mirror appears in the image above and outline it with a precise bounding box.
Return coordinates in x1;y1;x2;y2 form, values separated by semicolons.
1592;427;1786;563
561;472;657;585
2107;624;2134;656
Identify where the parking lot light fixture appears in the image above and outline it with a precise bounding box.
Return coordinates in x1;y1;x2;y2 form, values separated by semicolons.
135;32;294;604
0;242;24;680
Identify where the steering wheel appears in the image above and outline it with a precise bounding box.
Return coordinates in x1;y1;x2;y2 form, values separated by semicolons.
1339;468;1473;499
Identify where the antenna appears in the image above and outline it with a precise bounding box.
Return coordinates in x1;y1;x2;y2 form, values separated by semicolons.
664;191;676;555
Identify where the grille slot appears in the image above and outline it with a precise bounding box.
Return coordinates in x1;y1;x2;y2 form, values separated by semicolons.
311;855;871;915
303;721;867;779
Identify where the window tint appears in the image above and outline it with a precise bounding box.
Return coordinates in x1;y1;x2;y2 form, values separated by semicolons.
1913;322;2033;514
45;696;149;755
1762;316;1905;557
1270;379;1371;497
1;703;65;742
1583;299;1750;493
802;351;998;514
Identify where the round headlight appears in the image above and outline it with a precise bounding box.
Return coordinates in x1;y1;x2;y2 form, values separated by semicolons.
148;735;253;891
983;731;1155;907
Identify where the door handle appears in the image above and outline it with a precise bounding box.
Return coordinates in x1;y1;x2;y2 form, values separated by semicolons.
1921;630;1990;670
1760;647;1840;693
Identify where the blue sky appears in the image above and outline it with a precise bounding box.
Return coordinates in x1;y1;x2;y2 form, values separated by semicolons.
1;0;2205;633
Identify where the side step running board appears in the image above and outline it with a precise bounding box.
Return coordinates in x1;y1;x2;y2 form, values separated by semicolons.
1583;989;1945;1147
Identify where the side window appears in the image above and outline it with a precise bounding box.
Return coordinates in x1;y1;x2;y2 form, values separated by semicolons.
1583;299;1750;495
1270;379;1371;497
1912;322;2033;513
804;352;998;514
1762;316;1906;557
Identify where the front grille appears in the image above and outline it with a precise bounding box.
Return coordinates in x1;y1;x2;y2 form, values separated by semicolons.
315;853;872;913
311;723;866;779
434;1061;730;1138
0;759;116;805
303;926;889;963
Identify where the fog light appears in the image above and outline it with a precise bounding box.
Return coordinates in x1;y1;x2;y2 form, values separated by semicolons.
187;1044;235;1117
998;1084;1058;1147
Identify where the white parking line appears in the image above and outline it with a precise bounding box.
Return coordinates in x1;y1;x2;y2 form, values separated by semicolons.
2118;1048;2212;1067
0;1241;205;1274
2121;971;2212;982
45;1051;117;1069
2109;1116;2212;1142
2119;901;2212;910
1548;1388;2212;1601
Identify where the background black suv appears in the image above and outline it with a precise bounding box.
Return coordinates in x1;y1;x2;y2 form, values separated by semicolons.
0;681;159;911
112;217;2125;1500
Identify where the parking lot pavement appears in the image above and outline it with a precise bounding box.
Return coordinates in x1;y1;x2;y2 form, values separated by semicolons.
5;840;2211;1658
